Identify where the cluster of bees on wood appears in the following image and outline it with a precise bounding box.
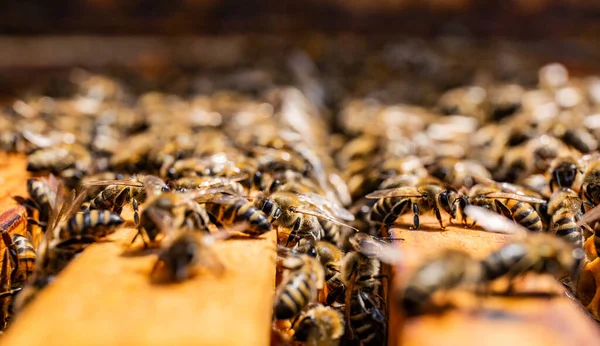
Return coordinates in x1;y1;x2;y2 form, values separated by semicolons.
2;41;600;344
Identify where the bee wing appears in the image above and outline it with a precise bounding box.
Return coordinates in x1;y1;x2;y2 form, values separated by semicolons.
291;207;359;232
482;192;547;204
187;190;240;205
365;187;422;199
577;203;600;227
141;175;169;197
61;188;91;223
145;207;176;236
472;175;526;194
464;205;528;238
293;192;355;221
82;180;144;188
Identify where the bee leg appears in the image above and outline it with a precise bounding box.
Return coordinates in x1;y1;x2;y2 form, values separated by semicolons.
132;199;140;226
434;206;445;230
285;218;303;247
411;203;420;230
326;285;345;305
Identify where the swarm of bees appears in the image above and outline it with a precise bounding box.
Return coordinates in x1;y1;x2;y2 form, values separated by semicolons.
2;44;600;345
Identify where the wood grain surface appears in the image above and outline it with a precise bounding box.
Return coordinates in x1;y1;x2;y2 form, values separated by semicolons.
1;155;278;346
388;215;600;346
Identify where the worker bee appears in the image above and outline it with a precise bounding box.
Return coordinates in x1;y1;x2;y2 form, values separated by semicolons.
274;249;325;320
1;232;36;290
52;209;124;252
292;304;345;346
399;249;480;316
26;143;91;180
347;289;387;346
296;239;346;305
465;205;585;285
150;225;239;283
255;191;355;245
0;249;19;330
428;157;492;189
546;188;586;253
367;181;457;230
548;156;581;192
453;181;546;232
83;174;169;225
197;193;273;237
170;176;246;196
579;154;600;206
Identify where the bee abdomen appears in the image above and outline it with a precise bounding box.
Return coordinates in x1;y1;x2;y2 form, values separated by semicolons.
551;214;582;248
507;200;542;232
63;210;124;239
370;197;407;226
238;203;271;235
481;243;528;281
274;273;311;319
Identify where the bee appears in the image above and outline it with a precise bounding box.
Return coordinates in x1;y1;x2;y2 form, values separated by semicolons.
52;209;124;252
579;154;600;206
150;226;237;283
198;193;273;237
399;249;480;316
26;143;91;179
296;239;345;305
274;249;325;320
549;156;581;192
428;157;492;189
83;175;169;225
465;206;585;285
454;182;546;232
255;191;355;245
134;192;186;247
171;176;246;196
546;188;586;253
347;289;387;346
291;304;345;346
0;249;19;330
367;181;456;230
1;232;36;290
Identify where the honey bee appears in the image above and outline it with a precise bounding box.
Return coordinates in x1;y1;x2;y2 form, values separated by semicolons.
428;157;492;189
548;156;581;192
347;289;386;346
0;249;19;330
255;191;355;245
546;188;586;253
171;176;246;196
1;232;36;290
399;249;480;316
367;181;456;230
296;239;345;305
83;174;169;225
52;209;124;252
292;304;345;346
579;154;600;206
26;143;91;179
133;192;187;247
197;193;273;237
465;205;585;285
274;249;325;320
454;181;546;232
150;226;236;283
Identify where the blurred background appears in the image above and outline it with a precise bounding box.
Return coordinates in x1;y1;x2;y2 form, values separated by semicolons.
1;0;600;98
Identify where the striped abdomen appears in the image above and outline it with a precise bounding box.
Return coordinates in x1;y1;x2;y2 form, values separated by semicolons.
205;198;271;236
89;186;131;214
502;199;543;232
349;290;386;345
550;208;583;250
319;219;340;244
27;179;52;222
369;197;410;226
481;243;528;281
273;270;313;319
10;234;36;288
59;210;124;242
